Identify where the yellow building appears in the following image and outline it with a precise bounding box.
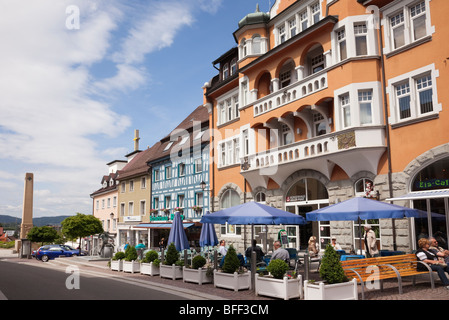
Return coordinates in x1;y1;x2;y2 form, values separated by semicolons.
203;0;449;253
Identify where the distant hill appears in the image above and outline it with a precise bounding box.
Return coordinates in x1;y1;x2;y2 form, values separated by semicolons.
0;215;72;228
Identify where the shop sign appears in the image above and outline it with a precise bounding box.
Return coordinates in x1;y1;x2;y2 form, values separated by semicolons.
415;179;449;190
286;195;306;202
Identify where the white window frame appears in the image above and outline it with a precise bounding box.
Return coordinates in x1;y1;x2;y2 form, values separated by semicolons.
382;0;434;56
387;64;441;126
358;89;373;125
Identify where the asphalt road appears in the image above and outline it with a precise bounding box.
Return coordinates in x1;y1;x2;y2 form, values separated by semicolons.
0;259;188;300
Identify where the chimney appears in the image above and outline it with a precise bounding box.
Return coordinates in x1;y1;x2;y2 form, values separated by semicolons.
133;130;140;151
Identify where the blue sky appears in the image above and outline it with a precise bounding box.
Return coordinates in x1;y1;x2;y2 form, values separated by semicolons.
0;0;271;218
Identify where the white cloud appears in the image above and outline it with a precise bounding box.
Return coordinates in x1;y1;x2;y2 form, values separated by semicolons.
0;0;224;217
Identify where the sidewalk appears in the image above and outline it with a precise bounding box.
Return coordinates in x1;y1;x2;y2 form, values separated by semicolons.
2;250;448;300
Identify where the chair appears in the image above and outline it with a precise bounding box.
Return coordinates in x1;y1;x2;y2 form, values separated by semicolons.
286;248;299;270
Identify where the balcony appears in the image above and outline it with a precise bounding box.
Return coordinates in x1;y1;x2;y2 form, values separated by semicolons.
241;126;386;188
253;70;328;117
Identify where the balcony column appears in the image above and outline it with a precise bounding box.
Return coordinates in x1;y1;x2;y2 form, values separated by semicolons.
295;65;305;81
250;89;258;103
271;78;280;92
324;50;332;68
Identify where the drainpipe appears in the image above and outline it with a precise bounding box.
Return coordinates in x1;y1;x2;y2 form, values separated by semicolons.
377;10;396;250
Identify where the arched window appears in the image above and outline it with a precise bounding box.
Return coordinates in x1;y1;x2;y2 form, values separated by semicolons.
255;192;266;203
354;178;374;197
220;189;241;235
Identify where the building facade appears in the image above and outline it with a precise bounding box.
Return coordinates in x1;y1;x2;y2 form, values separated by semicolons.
203;0;449;253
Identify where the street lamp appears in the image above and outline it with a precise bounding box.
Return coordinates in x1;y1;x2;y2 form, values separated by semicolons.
199;181;210;192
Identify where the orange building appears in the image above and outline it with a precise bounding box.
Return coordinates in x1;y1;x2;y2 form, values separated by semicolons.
203;0;449;254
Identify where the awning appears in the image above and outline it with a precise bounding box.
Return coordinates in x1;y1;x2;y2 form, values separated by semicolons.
134;223;195;229
386;189;449;201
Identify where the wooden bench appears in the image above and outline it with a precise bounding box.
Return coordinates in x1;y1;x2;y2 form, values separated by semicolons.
341;254;434;299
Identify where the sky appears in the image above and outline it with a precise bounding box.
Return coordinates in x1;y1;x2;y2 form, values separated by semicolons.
0;0;273;218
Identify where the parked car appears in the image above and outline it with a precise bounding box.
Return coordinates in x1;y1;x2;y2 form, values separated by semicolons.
35;245;74;262
62;245;87;256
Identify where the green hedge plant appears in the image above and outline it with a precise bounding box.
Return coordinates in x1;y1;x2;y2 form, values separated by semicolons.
319;244;348;284
191;255;207;269
142;250;158;264
222;245;240;274
125;245;138;261
112;251;125;261
164;242;180;266
267;259;289;279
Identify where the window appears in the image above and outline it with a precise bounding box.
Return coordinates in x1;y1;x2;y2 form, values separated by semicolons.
128;202;134;215
163;141;173;152
280;70;291;88
243;130;249;156
311;53;324;74
113;196;117;207
218;92;239;125
230;59;237;75
289;18;297;38
358;90;373;125
129;180;134;192
354;23;367;56
355;178;374;197
121;182;126;193
179;163;186;177
194;158;202;173
282;124;293;145
384;0;432;54
120;203;125;216
311;2;320;24
220;189;241;235
255;192;266;203
416;74;433;114
299;10;308;32
411;1;427;41
337;28;347;61
107;198;110;208
140;201;146;215
340;93;351;128
313;112;326;136
222;63;229;80
153;197;159;210
391;12;405;49
96;200;99;210
389;66;440;125
165;166;172;180
195;192;203;207
141;177;146;189
177;194;185;208
279;25;286;44
164;196;171;209
102;199;105;209
253;36;261;54
396;81;411;119
154;169;160;182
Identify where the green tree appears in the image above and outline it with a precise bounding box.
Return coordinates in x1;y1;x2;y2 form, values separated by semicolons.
26;226;58;246
222;245;240;274
61;213;103;255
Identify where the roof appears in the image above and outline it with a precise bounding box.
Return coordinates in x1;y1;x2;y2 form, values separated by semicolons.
117;144;161;180
238;4;270;28
90;172;119;197
148;105;210;165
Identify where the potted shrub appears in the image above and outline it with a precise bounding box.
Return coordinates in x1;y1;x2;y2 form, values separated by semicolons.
255;259;303;300
141;250;160;276
160;243;183;280
304;244;358;300
123;245;140;273
213;245;251;291
110;251;125;271
183;255;212;285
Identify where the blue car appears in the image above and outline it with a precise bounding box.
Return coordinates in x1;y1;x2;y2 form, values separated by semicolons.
35;245;74;262
62;245;87;256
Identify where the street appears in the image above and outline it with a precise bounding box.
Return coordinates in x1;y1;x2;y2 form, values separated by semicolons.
0;259;187;300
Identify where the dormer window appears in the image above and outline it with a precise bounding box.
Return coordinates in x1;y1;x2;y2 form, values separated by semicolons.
222;63;229;80
230;58;237;76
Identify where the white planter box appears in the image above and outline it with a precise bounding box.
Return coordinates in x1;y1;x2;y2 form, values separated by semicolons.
183;267;212;285
140;262;160;276
255;274;303;300
304;279;358;300
110;259;123;272
123;260;140;273
160;264;183;280
213;270;251;291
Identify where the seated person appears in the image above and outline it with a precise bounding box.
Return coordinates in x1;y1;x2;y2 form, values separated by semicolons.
218;240;227;256
271;240;290;262
416;238;449;290
331;236;342;251
245;239;265;263
429;236;449;264
308;236;319;257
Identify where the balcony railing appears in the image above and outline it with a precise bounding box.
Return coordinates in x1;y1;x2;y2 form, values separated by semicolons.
253;70;328;117
243;126;386;172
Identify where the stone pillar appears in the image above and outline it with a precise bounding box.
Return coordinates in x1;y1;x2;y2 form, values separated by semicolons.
16;173;34;255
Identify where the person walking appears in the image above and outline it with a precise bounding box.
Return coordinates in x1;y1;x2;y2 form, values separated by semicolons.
364;224;379;257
